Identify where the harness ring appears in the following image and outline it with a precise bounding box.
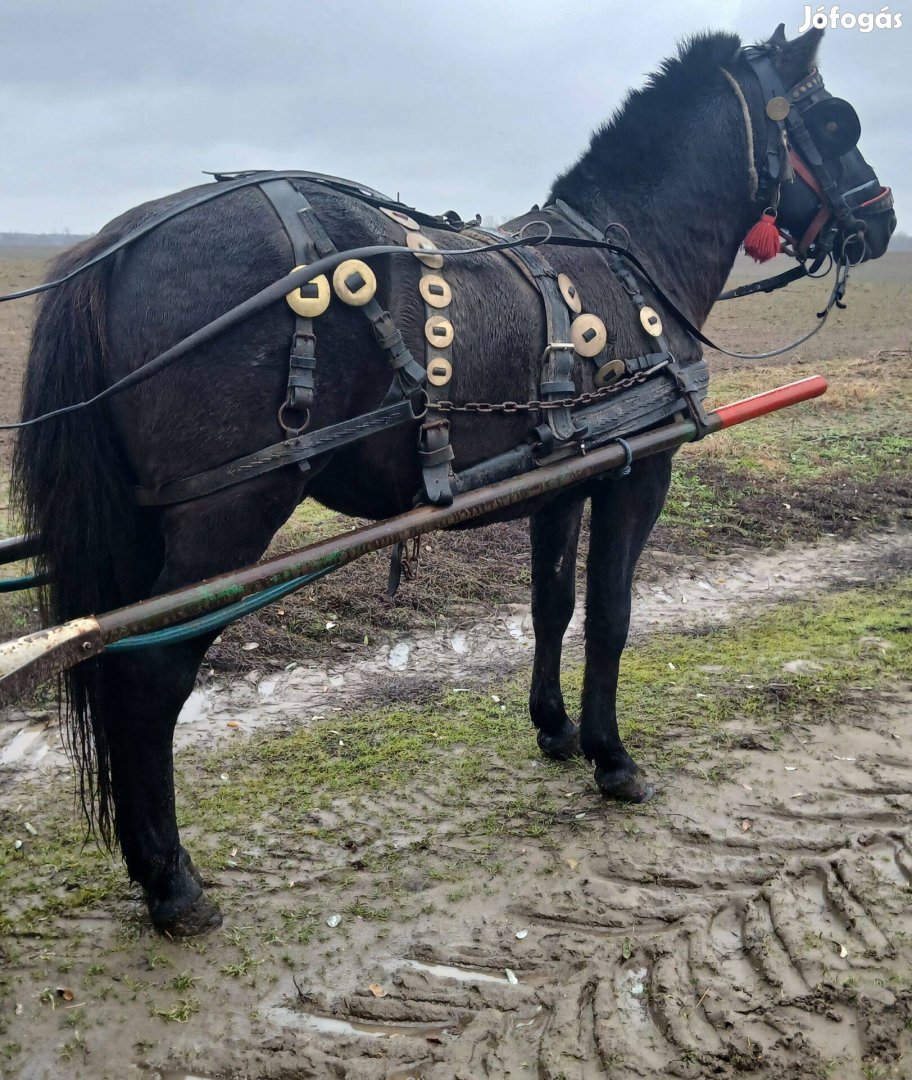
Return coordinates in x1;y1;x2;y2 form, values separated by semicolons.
278;403;311;438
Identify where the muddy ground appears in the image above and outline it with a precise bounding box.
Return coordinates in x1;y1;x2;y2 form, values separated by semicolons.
0;247;909;1079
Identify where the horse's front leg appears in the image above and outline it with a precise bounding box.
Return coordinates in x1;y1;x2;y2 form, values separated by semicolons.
529;497;585;759
580;453;672;802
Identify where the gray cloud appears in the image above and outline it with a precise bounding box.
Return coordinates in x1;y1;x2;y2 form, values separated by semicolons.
1;0;906;232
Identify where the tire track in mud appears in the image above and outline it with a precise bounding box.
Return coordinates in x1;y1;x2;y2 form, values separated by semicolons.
2;525;909;775
242;720;911;1080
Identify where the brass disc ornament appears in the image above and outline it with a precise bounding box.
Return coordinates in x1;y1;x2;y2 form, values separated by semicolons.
424;315;454;348
570;313;608;357
426;357;453;386
406;231;444;269
595;359;626;387
766;96;791;122
285;268;331;317
557;273;582;314
419;274;452;308
332;259;377;306
380;206;420;230
639;306;663;337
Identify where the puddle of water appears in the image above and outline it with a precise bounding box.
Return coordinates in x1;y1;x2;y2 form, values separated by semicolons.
401;958;524;985
0;725;49;766
505;614;530;644
258;678;278;700
388;642;411;671
154;1073;217;1080
177;689;212;725
615;965;650;1028
269;1004;450;1040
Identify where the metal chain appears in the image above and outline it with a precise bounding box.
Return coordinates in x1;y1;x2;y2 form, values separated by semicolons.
425;360;669;414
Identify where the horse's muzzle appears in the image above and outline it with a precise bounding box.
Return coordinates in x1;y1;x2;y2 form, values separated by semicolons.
851;186;896;261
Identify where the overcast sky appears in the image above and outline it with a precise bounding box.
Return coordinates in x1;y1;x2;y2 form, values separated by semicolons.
1;0;907;234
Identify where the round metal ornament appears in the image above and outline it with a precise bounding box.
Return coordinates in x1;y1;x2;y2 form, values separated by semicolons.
766;96;791;122
557;273;582;314
380;206;420;230
424;315;454;348
570;313;608;357
285;268;331;317
639;306;663;337
426;358;453;386
419;274;452;308
332;259;377;306
406;231;444;269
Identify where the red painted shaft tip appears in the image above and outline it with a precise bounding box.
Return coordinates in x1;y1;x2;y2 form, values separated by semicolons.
714;376;828;430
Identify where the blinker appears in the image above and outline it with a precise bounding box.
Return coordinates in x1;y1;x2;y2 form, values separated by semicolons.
803;98;861;157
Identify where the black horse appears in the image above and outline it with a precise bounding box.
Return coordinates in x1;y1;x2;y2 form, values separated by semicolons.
12;25;895;934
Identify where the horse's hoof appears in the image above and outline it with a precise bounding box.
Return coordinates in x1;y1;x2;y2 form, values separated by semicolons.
537;722;581;760
594;765;655;803
151;889;223;937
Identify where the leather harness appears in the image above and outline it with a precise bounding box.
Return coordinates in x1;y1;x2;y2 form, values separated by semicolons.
133;177;710;510
10;50;888;511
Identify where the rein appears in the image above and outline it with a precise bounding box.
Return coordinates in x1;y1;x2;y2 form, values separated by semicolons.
0;195;857;434
547;200;854;361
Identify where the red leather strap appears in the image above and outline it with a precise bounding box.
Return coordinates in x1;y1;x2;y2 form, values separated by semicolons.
789;151;831;254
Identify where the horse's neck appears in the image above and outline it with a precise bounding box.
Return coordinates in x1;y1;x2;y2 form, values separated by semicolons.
567;135;754;328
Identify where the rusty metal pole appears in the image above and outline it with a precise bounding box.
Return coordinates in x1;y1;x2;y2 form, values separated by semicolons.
0;376;827;703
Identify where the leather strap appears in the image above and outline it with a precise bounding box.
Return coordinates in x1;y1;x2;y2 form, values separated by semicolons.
135;398;418;506
551;201;710;431
258;179;321;421
718;262;810;300
0;168;470;305
466;226;579;443
417;419;455;506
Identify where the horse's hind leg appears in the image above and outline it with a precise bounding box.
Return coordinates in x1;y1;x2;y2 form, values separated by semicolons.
528;497;585;759
102;638;220;934
581;453;672;802
102;475;306;934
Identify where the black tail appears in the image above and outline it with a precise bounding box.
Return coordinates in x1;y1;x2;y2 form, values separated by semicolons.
12;240;158;845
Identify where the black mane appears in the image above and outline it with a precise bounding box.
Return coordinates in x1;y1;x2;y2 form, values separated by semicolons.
549;31;741;202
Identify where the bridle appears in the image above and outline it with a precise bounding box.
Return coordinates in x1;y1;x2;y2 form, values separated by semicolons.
723;43;893;294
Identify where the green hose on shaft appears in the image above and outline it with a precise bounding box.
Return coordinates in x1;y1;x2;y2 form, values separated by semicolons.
108;565;336;652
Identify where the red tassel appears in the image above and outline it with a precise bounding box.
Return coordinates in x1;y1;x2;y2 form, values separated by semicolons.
743;212;781;263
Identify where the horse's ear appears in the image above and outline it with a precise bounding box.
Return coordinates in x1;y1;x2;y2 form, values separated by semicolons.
769;23;788;46
773;25;824;84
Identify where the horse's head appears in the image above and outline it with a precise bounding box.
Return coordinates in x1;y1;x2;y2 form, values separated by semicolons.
732;24;896;263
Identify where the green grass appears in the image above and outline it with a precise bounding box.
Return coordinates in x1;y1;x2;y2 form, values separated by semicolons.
182;576;912;840
652;353;912;547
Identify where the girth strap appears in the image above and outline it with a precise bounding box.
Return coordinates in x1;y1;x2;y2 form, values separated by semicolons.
466;226;579;443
